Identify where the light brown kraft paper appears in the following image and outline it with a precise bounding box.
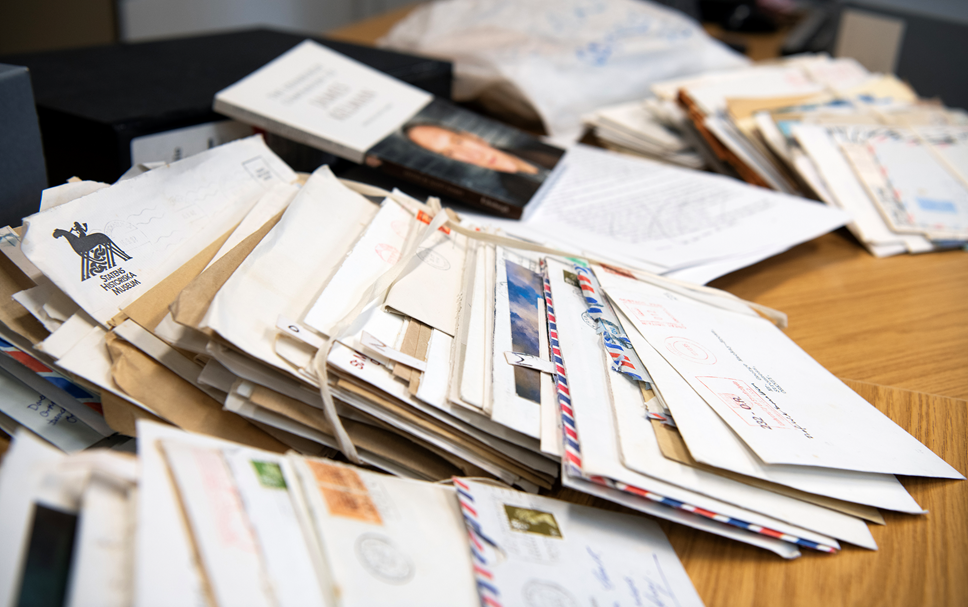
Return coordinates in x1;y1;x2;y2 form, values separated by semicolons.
100;390;170;437
170;211;285;333
248;384;462;480
0;252;48;345
116;223;237;331
105;333;286;453
336;377;552;489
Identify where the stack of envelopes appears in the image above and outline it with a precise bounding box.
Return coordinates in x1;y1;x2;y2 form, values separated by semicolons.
0;424;705;607
644;53;968;255
0;134;961;563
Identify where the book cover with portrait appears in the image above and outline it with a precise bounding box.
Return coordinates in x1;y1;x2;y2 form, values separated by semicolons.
215;40;564;218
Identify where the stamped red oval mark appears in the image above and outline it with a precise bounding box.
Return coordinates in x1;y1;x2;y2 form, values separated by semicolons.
375;243;400;264
664;336;716;365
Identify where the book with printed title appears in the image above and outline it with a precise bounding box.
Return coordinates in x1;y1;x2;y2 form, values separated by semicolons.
214;40;564;218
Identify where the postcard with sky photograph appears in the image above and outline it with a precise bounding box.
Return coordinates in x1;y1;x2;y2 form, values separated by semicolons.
490;247;554;439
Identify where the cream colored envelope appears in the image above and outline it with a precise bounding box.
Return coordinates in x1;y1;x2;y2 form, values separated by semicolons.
21;136;296;326
384;223;468;337
199;165;378;379
290;456;479;607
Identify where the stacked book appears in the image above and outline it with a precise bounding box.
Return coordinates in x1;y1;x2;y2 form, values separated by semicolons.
640;53;968;255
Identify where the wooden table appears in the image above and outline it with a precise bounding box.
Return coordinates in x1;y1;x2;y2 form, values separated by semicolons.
332;10;968;606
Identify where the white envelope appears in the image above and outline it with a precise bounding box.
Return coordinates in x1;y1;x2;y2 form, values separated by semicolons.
289;456;478;607
21;136;296;326
604;279;963;479
610;303;926;513
133;421;215;607
0;367;103;453
457;478;705;607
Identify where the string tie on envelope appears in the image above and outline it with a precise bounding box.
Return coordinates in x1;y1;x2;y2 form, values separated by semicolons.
311;201;451;465
315;180;788;463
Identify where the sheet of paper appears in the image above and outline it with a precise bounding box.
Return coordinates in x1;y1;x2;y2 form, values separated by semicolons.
517;145;848;280
605;280;963;478
457;478;705;607
290;457;479;607
21;136;296;326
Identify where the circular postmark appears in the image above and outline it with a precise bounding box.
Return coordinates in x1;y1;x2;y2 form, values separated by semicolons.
664;336;717;365
580;310;597;329
355;533;414;585
375;243;401;264
415;247;450;271
521;580;579;607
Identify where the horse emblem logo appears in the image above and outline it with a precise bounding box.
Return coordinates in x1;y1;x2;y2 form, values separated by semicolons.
52;222;131;281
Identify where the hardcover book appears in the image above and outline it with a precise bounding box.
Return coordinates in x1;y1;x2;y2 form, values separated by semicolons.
214;40;564;218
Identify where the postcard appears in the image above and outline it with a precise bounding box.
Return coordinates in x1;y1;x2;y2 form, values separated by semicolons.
489;247;552;439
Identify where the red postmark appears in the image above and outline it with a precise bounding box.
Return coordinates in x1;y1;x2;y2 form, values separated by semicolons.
665;336;716;365
698;376;790;430
374;243;400;264
620;299;686;329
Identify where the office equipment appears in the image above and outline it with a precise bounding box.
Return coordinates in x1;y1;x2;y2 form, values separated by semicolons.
0;65;47;229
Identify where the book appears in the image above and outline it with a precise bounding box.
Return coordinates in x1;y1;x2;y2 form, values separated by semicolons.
214;40;564;218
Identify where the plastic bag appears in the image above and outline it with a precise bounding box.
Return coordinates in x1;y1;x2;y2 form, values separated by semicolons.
380;0;749;138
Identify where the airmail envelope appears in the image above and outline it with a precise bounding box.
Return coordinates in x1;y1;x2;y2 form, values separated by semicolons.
604;280;963;479
456;478;704;607
21;136;296;327
290;456;479;607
